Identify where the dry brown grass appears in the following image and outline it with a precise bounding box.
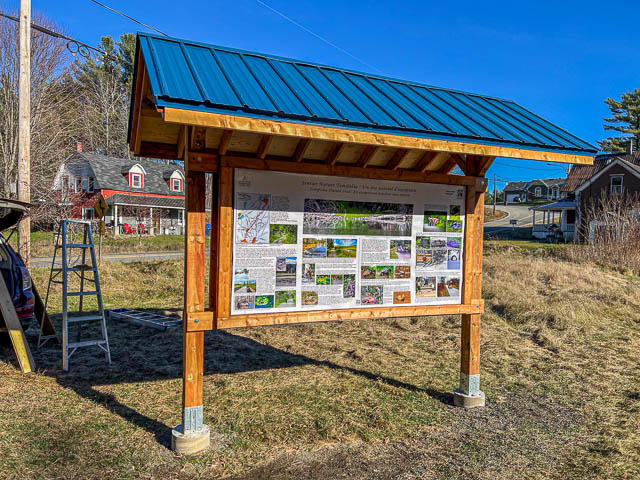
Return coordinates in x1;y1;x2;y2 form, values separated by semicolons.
0;247;638;479
484;207;508;222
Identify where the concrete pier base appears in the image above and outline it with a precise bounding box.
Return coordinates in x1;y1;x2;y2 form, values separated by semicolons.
453;389;486;408
171;424;211;455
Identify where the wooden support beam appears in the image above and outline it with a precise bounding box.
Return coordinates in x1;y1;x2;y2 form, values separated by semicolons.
216;166;233;320
191;126;207;151
177;126;186;160
293;138;312;162
385;149;410;170
139;141;178;160
326;142;347;165
451;154;469;175
141;104;162;118
256;134;274;160
218;129;233;155
477;156;495;176
356;145;379;168
413;151;440;172
437;156;458;174
182;131;207;433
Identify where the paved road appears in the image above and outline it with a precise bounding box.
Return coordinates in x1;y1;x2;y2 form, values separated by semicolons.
484;204;533;234
31;250;184;268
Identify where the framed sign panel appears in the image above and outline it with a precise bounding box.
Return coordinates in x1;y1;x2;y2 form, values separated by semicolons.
215;168;477;328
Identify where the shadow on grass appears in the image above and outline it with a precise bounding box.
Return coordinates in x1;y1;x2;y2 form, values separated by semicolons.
9;310;453;449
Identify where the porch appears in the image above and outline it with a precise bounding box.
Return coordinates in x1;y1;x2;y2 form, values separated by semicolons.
530;200;576;241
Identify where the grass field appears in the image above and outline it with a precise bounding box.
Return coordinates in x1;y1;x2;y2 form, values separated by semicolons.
484;207;508;222
0;244;639;478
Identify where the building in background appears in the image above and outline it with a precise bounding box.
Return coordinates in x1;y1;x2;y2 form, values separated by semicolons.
503;178;566;204
52;149;185;235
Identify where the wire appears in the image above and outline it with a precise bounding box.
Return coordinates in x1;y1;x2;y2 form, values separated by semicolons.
0;11;126;65
88;0;168;36
492;160;567;173
255;0;385;75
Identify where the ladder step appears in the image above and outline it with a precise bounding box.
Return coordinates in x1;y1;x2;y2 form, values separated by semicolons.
67;314;104;323
66;291;98;297
68;339;107;349
52;267;97;272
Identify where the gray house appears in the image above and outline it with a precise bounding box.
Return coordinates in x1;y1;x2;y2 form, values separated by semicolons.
503;178;566;204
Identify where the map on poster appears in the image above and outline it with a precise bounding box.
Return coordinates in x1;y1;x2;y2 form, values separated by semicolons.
230;169;465;315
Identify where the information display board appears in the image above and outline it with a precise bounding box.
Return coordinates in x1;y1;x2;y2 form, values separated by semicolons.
231;168;465;315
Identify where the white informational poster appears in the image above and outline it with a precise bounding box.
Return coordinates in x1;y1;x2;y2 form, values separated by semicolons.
230;168;465;315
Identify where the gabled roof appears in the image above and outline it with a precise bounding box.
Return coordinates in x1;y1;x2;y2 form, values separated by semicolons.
504;178;563;192
136;33;597;158
563;152;640;192
66;152;184;196
574;154;640;194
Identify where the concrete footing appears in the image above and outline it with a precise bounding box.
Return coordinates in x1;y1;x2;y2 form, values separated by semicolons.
453;389;486;408
171;424;211;455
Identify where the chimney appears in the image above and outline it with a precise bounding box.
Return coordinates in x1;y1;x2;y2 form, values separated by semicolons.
76;141;83;153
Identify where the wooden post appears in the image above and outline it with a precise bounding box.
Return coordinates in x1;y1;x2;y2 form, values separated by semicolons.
455;158;486;408
18;0;31;268
172;127;211;454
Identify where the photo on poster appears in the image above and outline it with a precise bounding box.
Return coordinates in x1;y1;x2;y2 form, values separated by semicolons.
437;276;461;298
376;265;394;279
331;274;343;285
275;290;296;308
390;240;411;259
234;269;256;293
415;276;437;298
430;249;448;269
394;265;411;279
255;295;274;308
343;274;356;298
430;237;447;249
449;204;461;220
275;257;297;286
316;275;331;285
236;193;271;244
304;199;413;237
447;237;461;249
327;238;358;257
423;210;447;232
235;295;255;310
416;236;430;249
447;250;461;270
361;285;384;304
416;249;433;267
393;291;411;304
447;219;464;233
269;224;298;245
361;265;376;279
303;238;327;258
302;290;318;305
302;263;315;284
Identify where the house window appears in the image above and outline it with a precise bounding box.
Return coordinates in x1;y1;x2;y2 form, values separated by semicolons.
82;208;95;220
131;173;143;188
88;176;95;193
171;178;182;192
610;175;623;195
61;175;70;202
75;176;82;193
534;186;542;198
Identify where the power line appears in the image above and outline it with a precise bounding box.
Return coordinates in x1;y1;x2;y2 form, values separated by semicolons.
88;0;168;36
0;11;123;64
492;160;567;173
255;0;385;75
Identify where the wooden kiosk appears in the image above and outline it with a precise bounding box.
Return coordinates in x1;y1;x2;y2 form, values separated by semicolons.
127;33;596;454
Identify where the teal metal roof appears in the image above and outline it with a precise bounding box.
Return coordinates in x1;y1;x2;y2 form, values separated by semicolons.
135;33;597;156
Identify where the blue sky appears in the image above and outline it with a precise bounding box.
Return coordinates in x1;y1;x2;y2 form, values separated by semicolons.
11;0;639;187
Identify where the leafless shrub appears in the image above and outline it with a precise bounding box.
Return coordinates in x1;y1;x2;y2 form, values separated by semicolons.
562;191;640;274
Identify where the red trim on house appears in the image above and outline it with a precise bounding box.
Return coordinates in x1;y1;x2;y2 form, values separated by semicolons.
129;172;144;188
170;177;183;192
101;189;183;199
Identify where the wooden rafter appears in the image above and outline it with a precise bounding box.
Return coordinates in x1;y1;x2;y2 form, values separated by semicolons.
191;126;206;151
326;142;347;165
477;156;495;176
177;126;186;159
357;146;379;168
293;138;312;162
437;156;458;175
413;151;439;172
451;154;469;175
218;129;233;155
256;134;274;160
385;149;410;170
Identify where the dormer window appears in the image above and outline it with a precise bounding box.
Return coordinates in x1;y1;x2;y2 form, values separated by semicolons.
165;169;184;193
171;178;182;192
131;173;143;188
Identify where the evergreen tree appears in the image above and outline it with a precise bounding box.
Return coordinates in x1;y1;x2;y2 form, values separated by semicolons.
599;89;640;152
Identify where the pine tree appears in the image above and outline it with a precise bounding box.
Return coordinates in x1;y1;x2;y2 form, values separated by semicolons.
599;89;640;152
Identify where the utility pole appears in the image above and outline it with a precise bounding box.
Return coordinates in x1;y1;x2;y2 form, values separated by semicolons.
18;0;31;268
493;173;497;216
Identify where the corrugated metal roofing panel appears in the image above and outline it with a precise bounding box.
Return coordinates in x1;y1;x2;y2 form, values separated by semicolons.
137;32;597;156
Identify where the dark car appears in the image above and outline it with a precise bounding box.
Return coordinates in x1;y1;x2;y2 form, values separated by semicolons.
0;199;35;331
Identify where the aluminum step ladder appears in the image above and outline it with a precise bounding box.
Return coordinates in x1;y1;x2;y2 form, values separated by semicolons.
40;220;111;371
